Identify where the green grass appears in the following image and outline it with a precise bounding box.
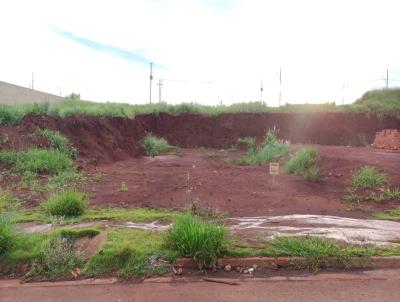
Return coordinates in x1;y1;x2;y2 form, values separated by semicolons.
165;214;226;268
26;236;83;280
351;166;388;189
46;171;84;191
235;130;290;165
350;88;400;117
0;212;16;255
374;206;400;221
40;129;77;159
0;149;73;175
0;226;101;277
140;134;178;156
343;187;400;203
85;228;172;277
285;147;320;181
44;190;87;217
228;236;378;270
16;207;180;223
1;88;399;127
0;189;19;212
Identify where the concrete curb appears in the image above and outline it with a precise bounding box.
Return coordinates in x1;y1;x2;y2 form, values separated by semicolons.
174;256;400;270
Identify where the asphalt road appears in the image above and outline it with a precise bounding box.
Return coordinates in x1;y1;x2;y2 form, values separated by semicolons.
2;269;400;302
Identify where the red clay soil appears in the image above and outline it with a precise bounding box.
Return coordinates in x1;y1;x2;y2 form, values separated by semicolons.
373;129;400;151
81;145;400;218
2;112;399;166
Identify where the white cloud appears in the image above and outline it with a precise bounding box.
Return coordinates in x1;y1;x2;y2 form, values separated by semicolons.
0;0;399;105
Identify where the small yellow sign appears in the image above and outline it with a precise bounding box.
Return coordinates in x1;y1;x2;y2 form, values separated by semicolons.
269;162;279;175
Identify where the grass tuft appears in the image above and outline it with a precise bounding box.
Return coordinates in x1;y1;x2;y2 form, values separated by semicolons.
285;147;320;181
235;129;289;165
44;190;87;217
351;166;388;189
140;134;178;156
165;214;226;268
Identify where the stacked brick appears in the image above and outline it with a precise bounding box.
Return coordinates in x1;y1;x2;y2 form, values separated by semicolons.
372;129;400;151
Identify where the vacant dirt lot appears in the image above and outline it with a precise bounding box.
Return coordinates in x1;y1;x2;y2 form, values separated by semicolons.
80;145;400;218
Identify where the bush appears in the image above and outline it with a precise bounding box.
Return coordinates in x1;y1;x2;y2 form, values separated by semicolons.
165;214;226;268
285;147;320;181
0;212;16;255
236;129;290;165
0;149;73;175
40;129;77;159
44;190;87;217
27;236;83;279
140;134;177;156
351;166;388;189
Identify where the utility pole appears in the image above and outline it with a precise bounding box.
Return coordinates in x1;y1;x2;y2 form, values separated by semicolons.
158;79;163;103
278;67;282;107
149;62;153;104
386;69;389;88
260;79;264;104
31;72;34;90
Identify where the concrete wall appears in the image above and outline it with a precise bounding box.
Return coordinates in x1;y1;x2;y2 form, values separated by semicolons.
0;81;64;105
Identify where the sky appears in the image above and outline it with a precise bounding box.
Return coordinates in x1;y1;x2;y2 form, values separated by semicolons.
1;0;400;106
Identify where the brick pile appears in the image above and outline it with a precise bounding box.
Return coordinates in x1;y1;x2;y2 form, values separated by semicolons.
372;129;400;151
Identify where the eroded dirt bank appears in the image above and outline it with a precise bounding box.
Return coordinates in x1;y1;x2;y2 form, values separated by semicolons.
1;112;400;165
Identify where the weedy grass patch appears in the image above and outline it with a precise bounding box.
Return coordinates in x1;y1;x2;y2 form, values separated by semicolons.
235;129;289;165
85;229;172;277
44;190;87;217
0;212;17;255
351;166;388;189
0;189;19;212
40;129;77;159
0;149;73;175
165;214;226;268
140;134;179;156
285;147;320;181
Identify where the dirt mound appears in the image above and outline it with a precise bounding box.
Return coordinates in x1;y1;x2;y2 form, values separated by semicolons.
18;113;156;165
3;112;399;165
372;129;400;151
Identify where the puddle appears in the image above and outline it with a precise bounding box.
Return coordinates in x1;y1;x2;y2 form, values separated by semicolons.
229;215;400;246
108;221;171;231
18;221;98;234
17;214;400;246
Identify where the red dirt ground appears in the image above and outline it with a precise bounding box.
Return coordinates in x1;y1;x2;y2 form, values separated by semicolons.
1;113;399;218
82;145;400;218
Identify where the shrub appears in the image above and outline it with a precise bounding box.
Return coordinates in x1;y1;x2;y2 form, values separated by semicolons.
236;129;289;165
27;236;83;279
40;129;77;159
140;134;177;156
0;149;73;175
351;166;388;189
0;212;16;255
165;214;226;268
285;147;320;181
44;190;87;217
